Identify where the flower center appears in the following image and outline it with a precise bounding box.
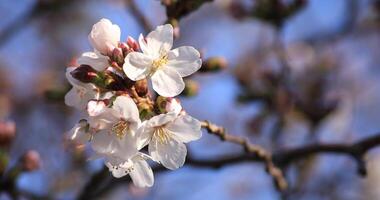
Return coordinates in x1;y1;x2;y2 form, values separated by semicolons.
112;120;129;139
153;127;170;144
150;55;168;75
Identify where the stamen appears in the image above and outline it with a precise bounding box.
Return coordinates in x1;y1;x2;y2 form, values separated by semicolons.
112;120;129;139
150;55;168;75
153;127;170;144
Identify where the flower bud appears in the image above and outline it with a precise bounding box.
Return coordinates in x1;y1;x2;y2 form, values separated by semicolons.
127;36;139;52
21;150;41;172
0;121;16;148
111;47;124;65
119;42;130;56
137;101;154;120
200;57;227;72
134;79;148;97
156;96;182;114
70;65;99;83
88;18;121;55
181;79;199;97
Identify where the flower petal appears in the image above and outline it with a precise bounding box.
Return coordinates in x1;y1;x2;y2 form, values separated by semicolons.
113;133;139;160
166;115;202;143
129;156;154;187
68;120;90;144
146;112;177;127
167;46;202;77
91;131;119;155
77;51;109;71
136;122;153;150
106;161;128;178
112;96;140;126
123;52;152;81
149;135;187;170
151;67;185;97
88;108;117;130
145;24;173;58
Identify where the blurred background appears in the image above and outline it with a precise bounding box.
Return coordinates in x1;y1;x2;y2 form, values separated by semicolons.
0;0;380;199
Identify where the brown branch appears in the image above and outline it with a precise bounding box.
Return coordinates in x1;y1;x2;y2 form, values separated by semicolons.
163;0;214;23
125;0;152;33
200;120;288;191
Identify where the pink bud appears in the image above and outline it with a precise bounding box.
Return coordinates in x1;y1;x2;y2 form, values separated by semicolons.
111;47;124;64
21;150;41;172
127;36;139;51
0;121;16;147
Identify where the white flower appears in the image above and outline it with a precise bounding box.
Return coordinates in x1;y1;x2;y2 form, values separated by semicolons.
106;153;154;187
137;112;202;170
65;67;98;110
89;18;121;55
77;51;109;71
68;119;91;144
123;24;202;97
88;96;141;161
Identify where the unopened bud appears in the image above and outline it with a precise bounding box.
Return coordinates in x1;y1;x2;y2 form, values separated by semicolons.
70;65;99;83
156;96;182;114
182;79;199;97
119;42;130;57
21;150;41;172
127;36;139;52
112;47;124;65
134;79;148;97
200;57;227;72
0;121;16;148
137;102;154;120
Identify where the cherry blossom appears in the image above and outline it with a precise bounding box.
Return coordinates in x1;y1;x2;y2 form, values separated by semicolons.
137;112;202;170
123;24;202;97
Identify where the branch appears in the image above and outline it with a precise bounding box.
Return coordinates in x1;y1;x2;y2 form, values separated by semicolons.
201;120;288;191
125;0;152;33
272;133;380;175
163;0;214;23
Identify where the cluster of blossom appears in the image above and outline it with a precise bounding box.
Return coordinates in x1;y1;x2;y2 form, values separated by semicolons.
66;19;202;187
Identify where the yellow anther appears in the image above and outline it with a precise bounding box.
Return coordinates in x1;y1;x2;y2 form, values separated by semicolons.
112;120;129;139
153;127;170;144
150;55;168;75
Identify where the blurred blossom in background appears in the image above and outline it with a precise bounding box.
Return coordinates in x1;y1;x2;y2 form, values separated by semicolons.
0;0;380;199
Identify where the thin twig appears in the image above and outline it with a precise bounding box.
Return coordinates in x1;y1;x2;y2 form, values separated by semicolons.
125;0;152;33
201;120;288;191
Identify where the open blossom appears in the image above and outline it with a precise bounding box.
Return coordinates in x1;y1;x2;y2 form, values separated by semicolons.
106;153;154;187
123;24;202;97
65;67;98;110
88;18;121;55
137;112;202;170
88;96;141;161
